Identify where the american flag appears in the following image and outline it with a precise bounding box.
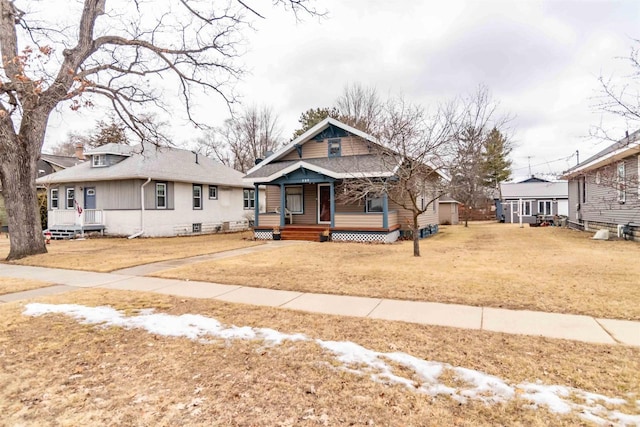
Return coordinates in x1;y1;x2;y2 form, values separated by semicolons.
74;199;83;216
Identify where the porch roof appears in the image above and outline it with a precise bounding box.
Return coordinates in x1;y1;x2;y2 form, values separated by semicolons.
244;154;398;184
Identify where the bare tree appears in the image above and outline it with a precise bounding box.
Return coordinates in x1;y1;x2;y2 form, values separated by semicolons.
339;96;455;257
449;86;512;227
0;0;321;260
591;41;640;142
50;132;89;156
335;83;383;136
198;104;282;172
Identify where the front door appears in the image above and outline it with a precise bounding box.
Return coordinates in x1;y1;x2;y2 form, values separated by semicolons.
84;187;96;210
318;184;331;223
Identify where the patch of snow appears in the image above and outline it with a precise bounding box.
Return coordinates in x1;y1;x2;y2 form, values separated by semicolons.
23;303;640;426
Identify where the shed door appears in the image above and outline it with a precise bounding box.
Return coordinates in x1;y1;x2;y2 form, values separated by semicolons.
84;187;96;210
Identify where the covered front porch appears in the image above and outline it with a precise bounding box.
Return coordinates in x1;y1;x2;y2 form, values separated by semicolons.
46;209;106;239
250;167;401;243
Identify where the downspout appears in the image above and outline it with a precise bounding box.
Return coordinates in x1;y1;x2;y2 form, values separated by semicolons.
128;177;152;239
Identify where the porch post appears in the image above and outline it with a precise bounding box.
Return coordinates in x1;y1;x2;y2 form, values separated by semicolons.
382;192;389;229
280;184;286;227
330;181;335;228
253;183;259;227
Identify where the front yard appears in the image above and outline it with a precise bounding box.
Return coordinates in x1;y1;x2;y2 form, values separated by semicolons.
152;222;640;320
0;231;261;272
1;288;638;426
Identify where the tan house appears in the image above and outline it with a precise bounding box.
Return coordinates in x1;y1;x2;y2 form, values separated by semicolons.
243;118;448;242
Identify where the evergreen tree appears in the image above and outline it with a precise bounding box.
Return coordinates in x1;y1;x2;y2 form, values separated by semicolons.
482;127;512;188
291;107;340;139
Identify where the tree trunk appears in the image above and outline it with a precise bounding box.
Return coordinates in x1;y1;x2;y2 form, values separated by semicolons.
0;128;48;260
412;213;420;257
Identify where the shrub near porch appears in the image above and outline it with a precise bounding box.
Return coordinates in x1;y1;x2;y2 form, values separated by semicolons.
155;222;640;320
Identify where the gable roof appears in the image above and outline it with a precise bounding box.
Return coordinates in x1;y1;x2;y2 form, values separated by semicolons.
500;181;568;199
36;144;245;187
40;154;84;169
562;129;640;178
245;117;449;182
246;117;379;175
245;154;399;182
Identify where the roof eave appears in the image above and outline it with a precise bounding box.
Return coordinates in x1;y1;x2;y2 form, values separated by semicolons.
562;142;640;179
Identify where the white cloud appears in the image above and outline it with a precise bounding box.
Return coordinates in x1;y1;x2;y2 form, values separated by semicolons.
40;0;640;179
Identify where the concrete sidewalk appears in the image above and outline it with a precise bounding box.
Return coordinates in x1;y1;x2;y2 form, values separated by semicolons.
1;263;638;347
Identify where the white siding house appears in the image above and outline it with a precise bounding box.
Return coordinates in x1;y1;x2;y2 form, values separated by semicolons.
498;180;569;224
37;144;263;238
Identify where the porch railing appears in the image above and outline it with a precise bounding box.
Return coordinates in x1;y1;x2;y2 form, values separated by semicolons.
83;209;104;225
50;209;104;226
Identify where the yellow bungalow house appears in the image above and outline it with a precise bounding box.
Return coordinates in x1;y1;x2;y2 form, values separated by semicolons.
244;118;448;242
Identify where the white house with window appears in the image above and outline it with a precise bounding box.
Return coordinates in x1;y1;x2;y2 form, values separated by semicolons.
561;129;640;240
37;143;264;238
499;179;569;224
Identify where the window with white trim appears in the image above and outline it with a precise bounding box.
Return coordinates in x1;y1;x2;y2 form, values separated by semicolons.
156;183;167;209
66;187;75;209
538;200;552;215
209;185;218;200
366;194;384;213
617;162;625;203
92;154;107;167
243;189;255;209
521;200;534;216
50;188;59;209
193;184;202;209
285;186;303;214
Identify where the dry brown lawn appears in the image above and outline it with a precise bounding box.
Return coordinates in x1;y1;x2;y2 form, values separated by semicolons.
1;288;638;426
0;277;52;295
154;222;640;320
1;231;261;272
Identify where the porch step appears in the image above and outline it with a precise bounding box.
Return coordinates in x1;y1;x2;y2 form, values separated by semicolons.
279;226;328;242
280;231;322;242
45;228;80;240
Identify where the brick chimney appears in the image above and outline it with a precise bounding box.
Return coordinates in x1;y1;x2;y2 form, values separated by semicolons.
74;143;85;160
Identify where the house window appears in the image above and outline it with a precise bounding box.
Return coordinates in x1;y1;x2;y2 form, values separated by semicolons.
538;200;552;215
193;184;202;209
209;185;218;200
66;187;75;209
92;154;107;167
328;139;341;157
243;189;255;210
595;171;601;185
156;183;167;209
285;186;303;214
366;194;384;213
521;200;534;216
617;162;625;203
50;188;59;209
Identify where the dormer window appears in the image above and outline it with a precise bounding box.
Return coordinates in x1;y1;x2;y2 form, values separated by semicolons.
328;139;341;157
92;154;107;167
